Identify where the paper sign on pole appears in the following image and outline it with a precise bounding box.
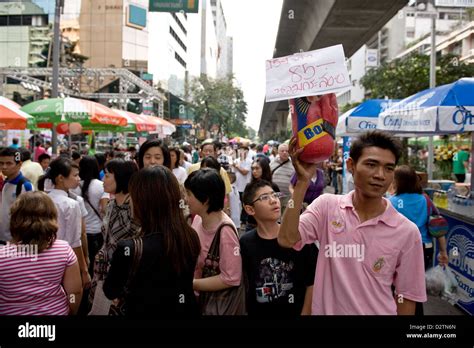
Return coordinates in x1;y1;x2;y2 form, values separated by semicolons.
265;44;350;103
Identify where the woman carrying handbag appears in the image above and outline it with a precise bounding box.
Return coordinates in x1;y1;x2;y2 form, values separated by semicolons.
185;168;246;315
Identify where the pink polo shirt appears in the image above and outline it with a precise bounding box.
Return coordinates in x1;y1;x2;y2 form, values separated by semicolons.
295;192;427;315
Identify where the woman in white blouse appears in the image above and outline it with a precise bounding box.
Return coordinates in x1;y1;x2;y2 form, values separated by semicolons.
170;147;187;185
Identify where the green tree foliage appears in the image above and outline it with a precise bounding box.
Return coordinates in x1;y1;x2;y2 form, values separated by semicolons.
360;53;474;99
340;101;362;114
189;75;248;138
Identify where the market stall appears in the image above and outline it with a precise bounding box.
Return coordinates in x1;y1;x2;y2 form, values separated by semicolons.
379;78;473;315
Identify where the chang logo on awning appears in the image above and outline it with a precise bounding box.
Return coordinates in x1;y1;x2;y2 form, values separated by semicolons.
358;121;377;129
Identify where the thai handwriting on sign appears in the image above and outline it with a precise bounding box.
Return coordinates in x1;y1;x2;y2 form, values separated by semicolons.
265;45;350;102
266;53;314;71
273;61;346;96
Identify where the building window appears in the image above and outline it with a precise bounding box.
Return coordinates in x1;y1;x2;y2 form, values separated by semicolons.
0;16;7;26
406;28;415;38
170;26;187;52
175;52;187;68
171;12;187;35
9;15;22;26
22;15;32;26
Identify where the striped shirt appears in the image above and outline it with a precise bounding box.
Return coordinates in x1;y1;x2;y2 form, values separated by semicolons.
0;239;77;315
270;158;295;205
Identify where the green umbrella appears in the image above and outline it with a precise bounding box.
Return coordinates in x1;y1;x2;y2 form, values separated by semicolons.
21;97;127;128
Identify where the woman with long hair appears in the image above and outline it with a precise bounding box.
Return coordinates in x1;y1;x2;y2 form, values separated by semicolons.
88;159;140;314
71;156;109;275
389;165;449;315
103;166;201;316
250;157;280;192
0;192;82;315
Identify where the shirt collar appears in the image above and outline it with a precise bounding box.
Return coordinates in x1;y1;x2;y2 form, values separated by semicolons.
339;190;399;227
49;188;68;197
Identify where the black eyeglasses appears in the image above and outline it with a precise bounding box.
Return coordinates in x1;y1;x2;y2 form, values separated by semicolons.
250;191;285;204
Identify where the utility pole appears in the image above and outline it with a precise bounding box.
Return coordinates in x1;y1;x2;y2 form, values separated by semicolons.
51;0;63;156
428;3;437;180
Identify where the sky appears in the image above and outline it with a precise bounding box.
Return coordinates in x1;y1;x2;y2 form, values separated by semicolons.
220;0;283;132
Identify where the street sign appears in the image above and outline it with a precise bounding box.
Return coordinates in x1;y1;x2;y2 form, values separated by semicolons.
149;0;199;13
435;0;474;7
141;73;153;81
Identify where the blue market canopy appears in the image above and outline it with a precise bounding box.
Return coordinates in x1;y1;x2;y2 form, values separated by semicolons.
336;99;400;137
378;78;474;134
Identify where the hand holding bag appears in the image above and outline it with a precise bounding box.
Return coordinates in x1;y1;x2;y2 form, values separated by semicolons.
199;223;246;315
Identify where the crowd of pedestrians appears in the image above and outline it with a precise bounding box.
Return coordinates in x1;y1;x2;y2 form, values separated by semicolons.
0;131;455;315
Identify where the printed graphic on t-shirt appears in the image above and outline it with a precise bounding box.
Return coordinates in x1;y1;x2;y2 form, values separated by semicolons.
255;258;294;303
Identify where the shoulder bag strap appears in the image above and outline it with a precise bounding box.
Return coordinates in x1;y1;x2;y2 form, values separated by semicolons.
83;193;102;219
207;223;237;261
16;177;26;197
271;159;290;175
423;193;439;217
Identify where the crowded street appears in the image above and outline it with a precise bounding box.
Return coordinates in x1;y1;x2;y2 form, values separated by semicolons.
0;0;473;346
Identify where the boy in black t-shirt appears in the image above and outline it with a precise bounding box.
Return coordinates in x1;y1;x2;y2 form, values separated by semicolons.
240;180;317;316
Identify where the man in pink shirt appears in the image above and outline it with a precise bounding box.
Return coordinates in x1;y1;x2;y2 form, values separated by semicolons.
278;131;426;315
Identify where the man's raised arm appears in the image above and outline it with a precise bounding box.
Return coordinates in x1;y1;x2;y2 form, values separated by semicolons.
278;138;317;248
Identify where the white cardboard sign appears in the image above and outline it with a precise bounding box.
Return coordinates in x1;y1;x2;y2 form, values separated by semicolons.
265;44;350;102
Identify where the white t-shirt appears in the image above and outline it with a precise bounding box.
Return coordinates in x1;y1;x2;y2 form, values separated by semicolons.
48;189;82;248
229;185;241;228
234;158;251;193
71;179;106;235
0;173;34;242
181;161;192;170
172;167;188;185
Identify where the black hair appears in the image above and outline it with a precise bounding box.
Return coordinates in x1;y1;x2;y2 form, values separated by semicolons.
71;151;81;161
104;159;138;194
251;157;272;183
169;147;181;169
0;147;22;163
19;147;31;162
94;153;106;170
256;144;264;152
394;165;423;195
79;156;100;201
200;156;221;173
138;139;171;169
350;131;402;164
35;140;43;147
38;157;79;191
12;138;19;144
38;153;51;163
242;179;273;206
184;168;225;214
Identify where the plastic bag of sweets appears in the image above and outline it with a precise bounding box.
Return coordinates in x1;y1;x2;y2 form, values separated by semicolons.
289;94;338;163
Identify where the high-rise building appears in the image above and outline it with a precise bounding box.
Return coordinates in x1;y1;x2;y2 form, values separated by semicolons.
79;0;148;73
210;0;231;78
0;1;49;68
147;10;189;98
